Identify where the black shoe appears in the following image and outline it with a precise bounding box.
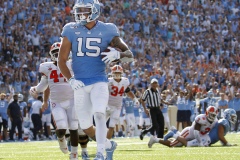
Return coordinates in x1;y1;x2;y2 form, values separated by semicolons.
139;131;145;140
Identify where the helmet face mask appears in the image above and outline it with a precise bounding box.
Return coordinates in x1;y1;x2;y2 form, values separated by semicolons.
224;109;237;125
73;0;100;25
50;49;59;61
206;106;217;122
49;42;61;61
111;65;123;80
208;91;213;98
18;94;24;102
112;72;122;80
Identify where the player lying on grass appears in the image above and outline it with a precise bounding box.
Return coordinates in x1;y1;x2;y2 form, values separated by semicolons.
148;108;237;147
148;106;218;147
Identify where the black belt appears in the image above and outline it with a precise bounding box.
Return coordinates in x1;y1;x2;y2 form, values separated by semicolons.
148;106;159;109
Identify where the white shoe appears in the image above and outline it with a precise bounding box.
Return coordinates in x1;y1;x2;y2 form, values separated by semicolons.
58;137;68;154
70;152;78;160
148;136;156;148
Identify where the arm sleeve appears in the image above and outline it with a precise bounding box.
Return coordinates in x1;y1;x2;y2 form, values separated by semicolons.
141;90;149;101
35;76;49;93
61;23;73;43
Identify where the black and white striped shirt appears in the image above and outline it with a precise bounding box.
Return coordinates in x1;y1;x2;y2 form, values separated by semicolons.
141;88;161;108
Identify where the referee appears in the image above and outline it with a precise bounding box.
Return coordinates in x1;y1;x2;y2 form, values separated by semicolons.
139;78;164;140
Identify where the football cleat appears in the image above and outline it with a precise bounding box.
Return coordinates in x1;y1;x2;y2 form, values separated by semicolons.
81;151;90;160
58;137;68;154
148;136;157;148
93;152;105;160
105;141;117;160
139;131;145;140
69;152;78;160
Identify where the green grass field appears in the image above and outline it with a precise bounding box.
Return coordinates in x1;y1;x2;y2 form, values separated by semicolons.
0;133;240;160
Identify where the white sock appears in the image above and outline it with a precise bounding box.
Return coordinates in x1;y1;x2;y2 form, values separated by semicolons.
105;139;112;149
94;113;107;154
154;138;160;143
82;148;87;152
71;146;78;153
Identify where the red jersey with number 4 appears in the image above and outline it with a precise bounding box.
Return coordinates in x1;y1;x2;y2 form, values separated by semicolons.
39;61;73;102
192;114;217;135
108;77;130;108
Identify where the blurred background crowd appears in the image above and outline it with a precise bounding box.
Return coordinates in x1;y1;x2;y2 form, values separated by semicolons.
0;0;240;141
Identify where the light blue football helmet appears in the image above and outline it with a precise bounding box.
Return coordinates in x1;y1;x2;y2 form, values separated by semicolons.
207;91;214;98
223;108;237;125
73;0;101;25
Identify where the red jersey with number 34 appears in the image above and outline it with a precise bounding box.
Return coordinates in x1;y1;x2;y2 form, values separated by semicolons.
108;77;130;108
39;61;73;102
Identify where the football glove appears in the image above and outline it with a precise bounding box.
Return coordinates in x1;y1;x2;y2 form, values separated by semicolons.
68;77;85;91
101;47;120;64
29;86;38;97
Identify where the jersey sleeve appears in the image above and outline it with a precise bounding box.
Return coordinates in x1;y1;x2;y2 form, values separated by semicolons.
61;22;75;43
106;23;120;44
218;119;230;134
142;90;149;101
39;63;49;77
194;114;206;125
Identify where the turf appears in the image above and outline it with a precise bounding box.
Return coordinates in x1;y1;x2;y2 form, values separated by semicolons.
0;133;240;160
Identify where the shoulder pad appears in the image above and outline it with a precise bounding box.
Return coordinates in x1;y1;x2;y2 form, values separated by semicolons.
108;77;113;81
39;62;54;75
63;22;77;29
104;23;120;36
218;119;228;126
195;114;207;124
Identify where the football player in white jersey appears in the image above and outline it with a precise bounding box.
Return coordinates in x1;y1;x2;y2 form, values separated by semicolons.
148;106;218;148
29;42;89;160
106;65;139;139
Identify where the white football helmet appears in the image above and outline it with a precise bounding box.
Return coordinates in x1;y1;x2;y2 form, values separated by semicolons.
18;93;24;102
73;0;101;25
205;106;218;122
111;65;123;80
49;42;61;61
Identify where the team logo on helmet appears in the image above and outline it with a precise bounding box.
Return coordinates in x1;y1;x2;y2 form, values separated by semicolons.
205;106;218;122
49;42;61;61
111;65;123;80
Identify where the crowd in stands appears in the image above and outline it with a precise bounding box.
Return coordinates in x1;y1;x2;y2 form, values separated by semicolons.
0;0;240;140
